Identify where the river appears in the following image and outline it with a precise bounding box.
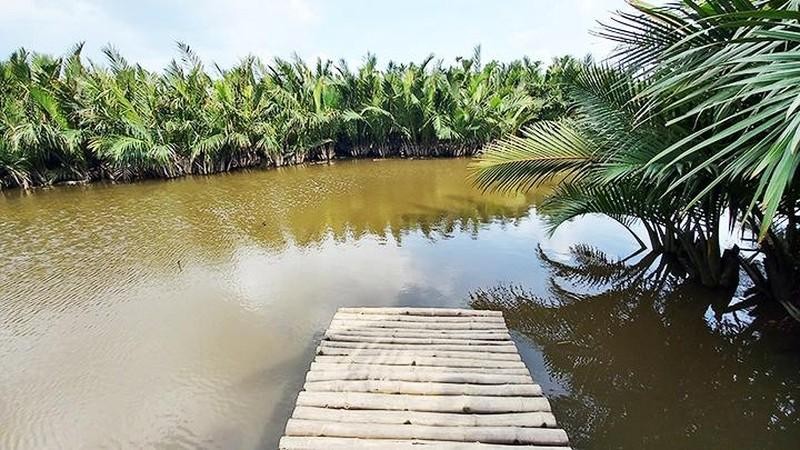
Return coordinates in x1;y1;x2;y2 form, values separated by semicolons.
1;158;797;449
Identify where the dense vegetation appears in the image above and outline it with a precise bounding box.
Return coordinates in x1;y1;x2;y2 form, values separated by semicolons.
473;0;800;324
0;45;576;188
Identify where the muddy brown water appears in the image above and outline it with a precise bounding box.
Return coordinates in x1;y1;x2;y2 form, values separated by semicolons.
1;158;798;449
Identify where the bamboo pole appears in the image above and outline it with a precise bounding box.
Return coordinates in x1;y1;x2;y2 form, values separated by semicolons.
290;406;556;427
325;330;512;341
330;319;507;330
309;363;530;375
315;347;521;361
314;355;524;369
305;369;533;385
295;392;551;413
333;313;506;324
302;380;542;397
324;335;510;345
318;341;518;354
284;419;568;445
279;436;572;449
337;307;502;317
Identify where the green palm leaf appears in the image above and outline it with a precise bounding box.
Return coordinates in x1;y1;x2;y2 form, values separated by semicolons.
471;121;595;192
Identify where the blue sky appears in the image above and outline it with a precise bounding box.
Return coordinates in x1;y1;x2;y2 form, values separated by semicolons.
0;0;628;70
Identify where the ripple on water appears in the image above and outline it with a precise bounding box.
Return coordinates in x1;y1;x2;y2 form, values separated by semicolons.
3;159;796;450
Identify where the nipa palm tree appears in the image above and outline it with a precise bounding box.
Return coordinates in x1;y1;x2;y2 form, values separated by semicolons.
472;65;740;288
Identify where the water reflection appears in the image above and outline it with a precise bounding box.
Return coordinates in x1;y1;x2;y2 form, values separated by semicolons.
2;158;797;449
471;245;800;450
0;159;558;449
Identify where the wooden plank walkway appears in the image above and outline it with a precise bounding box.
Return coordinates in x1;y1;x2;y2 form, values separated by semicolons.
279;307;572;449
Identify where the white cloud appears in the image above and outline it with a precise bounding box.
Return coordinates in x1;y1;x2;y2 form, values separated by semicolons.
0;0;325;69
1;0;630;70
288;0;320;24
504;0;623;63
0;0;155;64
172;0;325;68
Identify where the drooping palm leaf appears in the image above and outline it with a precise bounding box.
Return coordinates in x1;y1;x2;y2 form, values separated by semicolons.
602;1;800;238
471;120;595;192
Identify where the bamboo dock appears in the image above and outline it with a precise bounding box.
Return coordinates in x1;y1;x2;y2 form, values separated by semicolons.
279;307;572;449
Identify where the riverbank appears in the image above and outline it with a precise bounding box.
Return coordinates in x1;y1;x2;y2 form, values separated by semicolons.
1;47;578;192
0;147;481;191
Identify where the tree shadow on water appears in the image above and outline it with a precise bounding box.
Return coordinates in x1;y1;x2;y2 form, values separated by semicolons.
470;245;800;450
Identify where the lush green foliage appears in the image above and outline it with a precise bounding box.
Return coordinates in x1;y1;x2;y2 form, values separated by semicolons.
604;0;800;240
473;65;739;288
0;45;575;188
473;0;800;321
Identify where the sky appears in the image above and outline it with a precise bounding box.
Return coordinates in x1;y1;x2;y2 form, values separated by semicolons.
0;0;629;70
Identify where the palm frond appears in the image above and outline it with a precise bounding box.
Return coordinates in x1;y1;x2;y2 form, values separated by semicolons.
471;120;595;192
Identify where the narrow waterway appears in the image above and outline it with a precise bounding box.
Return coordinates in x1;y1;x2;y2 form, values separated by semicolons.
1;158;797;449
